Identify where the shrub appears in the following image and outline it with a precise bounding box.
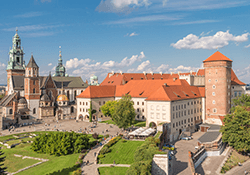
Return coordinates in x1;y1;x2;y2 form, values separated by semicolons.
92;133;98;139
121;139;127;143
100;146;111;155
104;134;109;138
98;154;105;159
31;132;90;156
72;168;82;175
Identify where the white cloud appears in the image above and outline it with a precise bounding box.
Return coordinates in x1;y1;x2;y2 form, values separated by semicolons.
65;58;92;69
105;15;181;25
171;20;219;25
48;63;52;66
171;30;249;50
130;32;138;37
14;12;44;18
155;64;169;72
245;44;250;48
137;60;151;70
96;0;150;13
3;24;64;32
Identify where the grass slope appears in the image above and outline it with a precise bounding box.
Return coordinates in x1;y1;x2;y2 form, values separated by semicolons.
98;167;129;175
99;140;143;165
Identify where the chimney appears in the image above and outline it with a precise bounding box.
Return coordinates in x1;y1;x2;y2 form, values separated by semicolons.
190;70;193;74
150;71;154;75
173;78;177;82
143;71;147;75
178;71;181;75
109;71;115;78
159;72;162;75
164;83;167;86
171;72;174;75
120;71;123;75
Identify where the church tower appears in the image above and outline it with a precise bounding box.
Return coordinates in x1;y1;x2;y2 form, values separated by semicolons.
24;55;40;119
6;28;26;95
53;47;68;77
203;51;232;125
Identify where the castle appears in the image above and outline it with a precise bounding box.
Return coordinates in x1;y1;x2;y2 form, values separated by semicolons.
0;30;88;129
76;51;246;142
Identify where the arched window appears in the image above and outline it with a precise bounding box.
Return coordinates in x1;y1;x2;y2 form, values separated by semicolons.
33;108;36;114
9;109;13;114
33;88;35;93
74;90;77;100
71;106;74;113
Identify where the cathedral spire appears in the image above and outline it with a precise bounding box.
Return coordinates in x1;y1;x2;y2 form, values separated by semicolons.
53;46;68;77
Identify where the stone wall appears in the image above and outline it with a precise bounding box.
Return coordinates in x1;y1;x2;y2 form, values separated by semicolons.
151;154;168;175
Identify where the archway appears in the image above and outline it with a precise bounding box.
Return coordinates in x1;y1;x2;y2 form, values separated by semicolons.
85;115;89;120
149;122;156;128
78;114;83;120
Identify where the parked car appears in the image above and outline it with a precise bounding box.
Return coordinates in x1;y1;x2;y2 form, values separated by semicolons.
180;136;192;140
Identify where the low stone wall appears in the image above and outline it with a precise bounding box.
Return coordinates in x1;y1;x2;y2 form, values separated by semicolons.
151;154;168;175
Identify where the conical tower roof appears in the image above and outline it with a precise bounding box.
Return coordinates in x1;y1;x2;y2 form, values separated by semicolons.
26;55;39;68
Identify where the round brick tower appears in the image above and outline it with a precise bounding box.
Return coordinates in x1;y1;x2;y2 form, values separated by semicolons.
203;51;232;125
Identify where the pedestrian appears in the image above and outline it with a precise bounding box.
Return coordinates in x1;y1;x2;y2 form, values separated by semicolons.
94;152;96;157
113;160;115;165
86;160;89;165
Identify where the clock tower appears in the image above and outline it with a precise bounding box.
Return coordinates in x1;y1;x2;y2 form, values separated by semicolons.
6;28;26;95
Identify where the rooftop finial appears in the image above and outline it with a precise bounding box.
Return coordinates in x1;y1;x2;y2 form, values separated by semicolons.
16;27;18;34
59;46;62;58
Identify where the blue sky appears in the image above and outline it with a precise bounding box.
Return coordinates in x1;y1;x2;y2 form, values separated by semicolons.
0;0;250;84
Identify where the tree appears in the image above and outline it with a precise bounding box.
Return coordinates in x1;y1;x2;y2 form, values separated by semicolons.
112;95;136;129
231;94;250;113
0;149;6;174
100;100;118;119
220;106;250;152
88;101;93;122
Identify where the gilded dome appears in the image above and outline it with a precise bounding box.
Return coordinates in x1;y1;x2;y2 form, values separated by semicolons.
57;94;69;102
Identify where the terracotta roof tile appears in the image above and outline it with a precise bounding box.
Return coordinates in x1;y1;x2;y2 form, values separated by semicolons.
203;51;232;62
76;85;116;98
197;69;205;76
198;87;205;97
231;69;246;85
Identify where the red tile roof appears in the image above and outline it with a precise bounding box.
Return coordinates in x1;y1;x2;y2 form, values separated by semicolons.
100;72;179;86
76;85;116;98
116;79;202;101
198;87;205;97
197;69;205;76
231;69;246;85
203;51;233;62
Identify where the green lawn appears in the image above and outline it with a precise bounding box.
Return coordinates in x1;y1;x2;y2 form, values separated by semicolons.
99;140;144;165
98;167;129;175
4;155;40;173
0;131;103;175
100;120;116;125
154;131;162;138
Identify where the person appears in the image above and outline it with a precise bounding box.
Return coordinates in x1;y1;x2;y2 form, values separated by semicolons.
94;152;96;157
113;160;115;165
86;160;89;165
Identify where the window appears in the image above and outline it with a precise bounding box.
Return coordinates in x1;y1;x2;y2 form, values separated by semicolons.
194;109;196;113
29;70;31;75
215;79;218;82
173;123;175;128
99;101;101;105
45;102;48;106
173;113;175;119
156;105;160;110
176;106;178;110
188;102;189;105
142;102;144;105
33;80;35;85
182;111;183;116
176;112;178;118
213;100;215;104
9;109;13;114
213;85;216;89
188;118;190;123
162;114;166;119
181;104;183;109
162;106;166;111
137;102;139;105
137;115;139;119
239;92;242;97
142;108;144;112
181;120;183;125
194;101;196;105
82;108;84;112
173;106;175;111
191;118;193;122
33;88;35;93
184;110;186;116
137;108;140;112
188;110;190;115
179;121;181;125
33;108;36;114
86;102;88;106
103;101;105;105
142;116;145;119
184;104;186;108
179;111;180;118
234;91;237;97
151;113;154;119
176;122;178;127
212;92;215;96
194;117;196;121
213;108;217;113
208;79;211;82
71;107;74;113
83;102;85;105
156;113;160;119
80;102;81;105
151;105;154;110
184;119;186;124
179;105;180;110
191;102;193;105
191;109;193;114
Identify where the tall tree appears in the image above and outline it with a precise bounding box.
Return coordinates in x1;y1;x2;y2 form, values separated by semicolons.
220;106;250;152
112;95;136;129
231;94;250;112
0;149;6;174
88;101;93;122
100;100;118;119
